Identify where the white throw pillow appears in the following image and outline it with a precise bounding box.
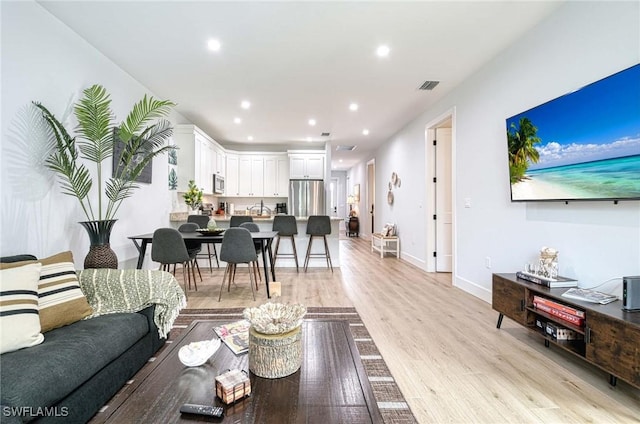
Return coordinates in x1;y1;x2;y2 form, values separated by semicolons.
0;263;45;354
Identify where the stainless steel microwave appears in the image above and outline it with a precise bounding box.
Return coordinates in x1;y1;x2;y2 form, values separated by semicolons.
213;174;225;194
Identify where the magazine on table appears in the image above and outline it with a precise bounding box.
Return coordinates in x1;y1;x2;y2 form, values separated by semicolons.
213;320;250;355
561;288;618;305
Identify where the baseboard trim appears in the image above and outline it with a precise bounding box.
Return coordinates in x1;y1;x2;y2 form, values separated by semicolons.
454;275;491;304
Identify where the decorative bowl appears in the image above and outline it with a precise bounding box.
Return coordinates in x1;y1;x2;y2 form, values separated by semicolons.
195;228;224;236
243;303;307;335
178;338;221;367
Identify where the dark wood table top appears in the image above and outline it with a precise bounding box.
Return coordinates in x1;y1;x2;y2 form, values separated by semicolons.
91;320;382;423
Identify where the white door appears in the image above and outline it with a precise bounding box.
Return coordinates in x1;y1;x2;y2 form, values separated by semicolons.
330;178;339;217
435;128;452;272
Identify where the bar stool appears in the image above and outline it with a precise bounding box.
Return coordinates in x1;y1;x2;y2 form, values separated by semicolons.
187;215;219;271
273;215;299;272
230;216;253;227
304;215;332;272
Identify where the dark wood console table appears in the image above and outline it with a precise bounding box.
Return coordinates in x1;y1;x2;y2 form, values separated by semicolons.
346;216;359;237
492;273;640;389
90;320;382;423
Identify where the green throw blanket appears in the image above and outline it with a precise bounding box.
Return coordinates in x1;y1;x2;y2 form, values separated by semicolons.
78;269;187;338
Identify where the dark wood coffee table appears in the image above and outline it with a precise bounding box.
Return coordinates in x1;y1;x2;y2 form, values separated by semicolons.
91;320;382;423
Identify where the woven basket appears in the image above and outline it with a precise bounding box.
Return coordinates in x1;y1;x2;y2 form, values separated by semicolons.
248;326;302;379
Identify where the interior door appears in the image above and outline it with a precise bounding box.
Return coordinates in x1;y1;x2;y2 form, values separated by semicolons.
330;177;339;217
435;128;452;272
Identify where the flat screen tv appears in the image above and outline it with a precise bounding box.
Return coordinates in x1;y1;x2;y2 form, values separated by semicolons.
506;64;640;202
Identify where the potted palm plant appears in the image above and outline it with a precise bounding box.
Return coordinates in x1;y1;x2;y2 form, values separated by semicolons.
34;84;176;269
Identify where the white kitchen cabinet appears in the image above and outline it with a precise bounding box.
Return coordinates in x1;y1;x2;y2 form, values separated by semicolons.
289;154;324;179
264;154;289;196
213;146;225;177
238;155;264;197
174;124;221;193
226;154;239;196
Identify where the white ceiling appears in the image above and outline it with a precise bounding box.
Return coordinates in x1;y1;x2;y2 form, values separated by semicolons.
38;1;562;171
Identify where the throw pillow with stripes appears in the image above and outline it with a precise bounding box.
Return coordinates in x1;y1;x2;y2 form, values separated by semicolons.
36;251;94;332
0;251;93;332
0;263;44;354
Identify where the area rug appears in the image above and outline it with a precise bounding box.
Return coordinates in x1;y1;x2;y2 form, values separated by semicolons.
171;307;417;424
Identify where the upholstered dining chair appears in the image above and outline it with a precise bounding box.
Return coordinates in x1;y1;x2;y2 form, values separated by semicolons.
218;227;259;302
187;215;220;271
304;215;333;272
239;221;263;284
272;215;299;272
151;228;192;298
178;223;202;287
229;215;253;227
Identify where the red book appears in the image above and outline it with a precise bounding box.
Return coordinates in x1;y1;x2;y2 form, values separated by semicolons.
533;302;585;326
533;296;585;318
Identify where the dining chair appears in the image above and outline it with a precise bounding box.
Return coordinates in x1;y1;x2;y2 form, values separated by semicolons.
187;215;220;271
272;215;299;272
218;228;259;301
178;223;202;287
239;221;263;284
304;215;333;272
230;215;253;227
151;228;192;298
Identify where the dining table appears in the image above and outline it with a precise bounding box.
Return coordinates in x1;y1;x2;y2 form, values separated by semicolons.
128;230;278;298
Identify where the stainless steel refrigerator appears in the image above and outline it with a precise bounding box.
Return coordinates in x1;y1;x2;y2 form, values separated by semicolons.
289;179;325;217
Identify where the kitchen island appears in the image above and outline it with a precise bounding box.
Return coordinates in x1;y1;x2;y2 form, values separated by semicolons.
210;215;343;268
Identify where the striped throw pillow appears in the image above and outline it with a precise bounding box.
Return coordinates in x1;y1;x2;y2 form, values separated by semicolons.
36;251;94;332
0;263;44;354
0;251;93;332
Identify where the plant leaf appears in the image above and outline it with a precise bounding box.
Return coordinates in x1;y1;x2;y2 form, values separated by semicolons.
74;84;114;163
119;95;176;142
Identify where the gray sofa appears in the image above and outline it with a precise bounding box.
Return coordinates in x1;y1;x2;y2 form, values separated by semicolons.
0;255;180;424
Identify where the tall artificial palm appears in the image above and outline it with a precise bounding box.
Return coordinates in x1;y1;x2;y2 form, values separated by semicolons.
507;117;541;183
34;84;176;221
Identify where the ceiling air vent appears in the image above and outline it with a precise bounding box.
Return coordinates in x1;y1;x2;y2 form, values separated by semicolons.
321;132;330;137
336;145;356;151
419;80;440;91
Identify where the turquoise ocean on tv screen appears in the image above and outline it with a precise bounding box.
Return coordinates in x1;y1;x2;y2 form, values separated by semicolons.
527;154;640;198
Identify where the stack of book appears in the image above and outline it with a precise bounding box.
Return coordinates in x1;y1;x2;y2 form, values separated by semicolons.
533;296;585;327
516;271;578;288
213;320;250;355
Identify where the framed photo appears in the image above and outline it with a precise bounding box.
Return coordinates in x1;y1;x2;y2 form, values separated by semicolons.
354;184;360;202
112;129;152;184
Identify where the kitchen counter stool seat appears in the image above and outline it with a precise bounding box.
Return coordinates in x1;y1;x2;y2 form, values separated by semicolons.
187;215;219;272
304;215;333;272
273;215;299;272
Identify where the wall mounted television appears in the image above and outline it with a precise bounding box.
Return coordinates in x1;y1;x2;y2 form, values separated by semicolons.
506;63;640;202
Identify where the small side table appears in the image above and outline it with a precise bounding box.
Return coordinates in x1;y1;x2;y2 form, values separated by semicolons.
346;217;359;237
371;233;400;259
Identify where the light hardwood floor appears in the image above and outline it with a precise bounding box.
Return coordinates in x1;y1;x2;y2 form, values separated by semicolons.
181;237;640;423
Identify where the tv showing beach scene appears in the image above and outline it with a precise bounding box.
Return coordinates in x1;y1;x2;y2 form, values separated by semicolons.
506;64;640;202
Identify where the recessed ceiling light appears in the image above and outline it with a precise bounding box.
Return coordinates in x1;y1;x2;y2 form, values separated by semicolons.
247;135;253;141
308;119;316;126
339;159;343;163
306;137;312;142
376;45;390;57
362;129;370;135
208;39;221;51
241;100;251;109
349;103;359;111
234;117;242;124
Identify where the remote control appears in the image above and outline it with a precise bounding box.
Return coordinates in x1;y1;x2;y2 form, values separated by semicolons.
179;403;224;418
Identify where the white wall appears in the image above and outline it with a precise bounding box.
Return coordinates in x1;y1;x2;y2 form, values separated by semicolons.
1;2;187;268
367;1;640;301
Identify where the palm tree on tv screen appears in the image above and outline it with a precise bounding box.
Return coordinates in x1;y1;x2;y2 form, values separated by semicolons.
508;117;541;183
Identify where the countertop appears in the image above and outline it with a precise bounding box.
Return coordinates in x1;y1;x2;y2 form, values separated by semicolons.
209;215;343;222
